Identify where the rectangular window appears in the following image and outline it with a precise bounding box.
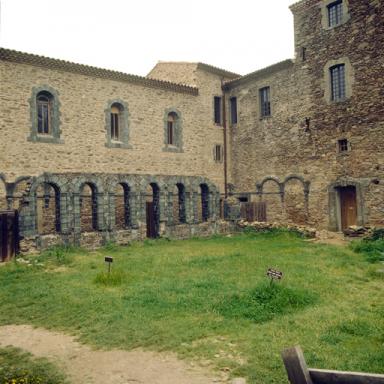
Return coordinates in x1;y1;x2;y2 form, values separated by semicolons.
330;64;346;101
338;139;349;152
214;144;223;162
214;96;222;125
259;87;271;117
111;113;119;140
328;0;343;27
230;97;238;125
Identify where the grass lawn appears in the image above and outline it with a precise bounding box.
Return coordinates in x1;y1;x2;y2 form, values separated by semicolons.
0;231;383;383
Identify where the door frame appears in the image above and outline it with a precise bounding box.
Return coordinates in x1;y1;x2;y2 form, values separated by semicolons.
328;180;365;231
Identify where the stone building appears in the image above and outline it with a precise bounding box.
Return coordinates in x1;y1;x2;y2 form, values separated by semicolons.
0;0;383;255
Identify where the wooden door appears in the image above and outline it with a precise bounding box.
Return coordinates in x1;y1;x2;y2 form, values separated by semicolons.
339;187;357;230
146;202;156;238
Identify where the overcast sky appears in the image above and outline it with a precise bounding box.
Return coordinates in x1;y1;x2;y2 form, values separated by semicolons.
0;0;297;77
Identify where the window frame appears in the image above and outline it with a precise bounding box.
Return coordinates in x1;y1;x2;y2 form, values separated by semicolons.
321;0;350;30
213;144;223;163
328;0;343;27
230;96;238;125
330;64;346;102
337;138;350;154
28;85;63;144
213;96;222;125
259;86;271;118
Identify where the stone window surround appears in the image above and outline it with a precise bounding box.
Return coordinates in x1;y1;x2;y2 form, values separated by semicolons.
320;0;350;30
28;85;63;144
163;108;183;153
105;99;131;149
323;57;354;104
213;144;224;163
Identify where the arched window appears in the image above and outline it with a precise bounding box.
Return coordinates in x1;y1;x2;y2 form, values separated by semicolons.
37;91;53;134
105;100;131;148
28;86;62;143
163;108;182;152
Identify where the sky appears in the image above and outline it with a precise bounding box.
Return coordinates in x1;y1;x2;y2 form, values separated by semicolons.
0;0;297;77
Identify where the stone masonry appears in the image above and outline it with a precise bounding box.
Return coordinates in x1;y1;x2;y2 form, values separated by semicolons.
0;0;383;251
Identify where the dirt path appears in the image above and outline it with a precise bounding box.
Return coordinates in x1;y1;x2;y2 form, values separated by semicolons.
0;325;227;384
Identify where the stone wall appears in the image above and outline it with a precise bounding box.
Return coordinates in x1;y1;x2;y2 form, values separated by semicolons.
12;172;221;252
0;51;230;193
226;0;384;230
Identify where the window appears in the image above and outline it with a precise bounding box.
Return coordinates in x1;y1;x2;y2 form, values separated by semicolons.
28;86;62;144
213;144;223;163
330;64;346;101
230;97;238;125
259;87;271;117
37;92;52;134
105;100;131;148
338;139;349;153
110;104;121;141
163;108;183;152
214;96;222;125
167;112;176;145
328;0;343;27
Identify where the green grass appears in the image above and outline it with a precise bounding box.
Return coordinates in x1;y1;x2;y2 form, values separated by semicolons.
0;347;67;384
0;232;383;384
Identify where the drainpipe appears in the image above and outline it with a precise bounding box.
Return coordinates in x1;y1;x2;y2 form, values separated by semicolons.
221;79;228;199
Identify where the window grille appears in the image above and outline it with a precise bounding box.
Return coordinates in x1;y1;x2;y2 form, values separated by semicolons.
259;87;271;117
37;93;52;134
338;139;349;152
330;64;346;101
328;0;343;27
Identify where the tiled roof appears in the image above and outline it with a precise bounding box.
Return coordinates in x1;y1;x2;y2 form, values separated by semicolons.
223;59;294;90
196;63;240;79
0;48;199;95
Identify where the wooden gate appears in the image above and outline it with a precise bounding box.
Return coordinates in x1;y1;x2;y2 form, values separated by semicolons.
0;210;19;262
240;202;267;222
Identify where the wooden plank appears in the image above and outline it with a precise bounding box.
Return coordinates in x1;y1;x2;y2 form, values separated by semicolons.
309;368;384;384
281;346;314;384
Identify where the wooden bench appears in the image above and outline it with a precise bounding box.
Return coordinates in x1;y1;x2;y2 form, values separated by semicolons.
282;346;384;384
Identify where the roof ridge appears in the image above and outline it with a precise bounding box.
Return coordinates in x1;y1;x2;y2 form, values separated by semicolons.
196;62;240;79
0;48;199;95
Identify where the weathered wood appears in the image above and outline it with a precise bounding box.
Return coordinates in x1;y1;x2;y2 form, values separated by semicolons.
281;346;314;384
309;368;384;384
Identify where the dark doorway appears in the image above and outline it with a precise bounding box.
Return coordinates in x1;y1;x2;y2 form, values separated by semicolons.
0;210;19;262
146;183;160;238
339;186;357;230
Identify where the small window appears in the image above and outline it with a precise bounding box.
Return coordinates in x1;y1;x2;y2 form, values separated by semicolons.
328;0;343;27
167;112;176;145
110;104;121;141
214;96;222;125
259;87;271;117
213;144;223;162
338;139;349;153
230;97;238;125
330;64;346;101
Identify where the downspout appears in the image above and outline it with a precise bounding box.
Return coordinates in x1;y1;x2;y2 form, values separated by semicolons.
221;79;228;199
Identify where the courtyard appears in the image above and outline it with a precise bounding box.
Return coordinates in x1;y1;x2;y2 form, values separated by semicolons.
0;231;383;383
